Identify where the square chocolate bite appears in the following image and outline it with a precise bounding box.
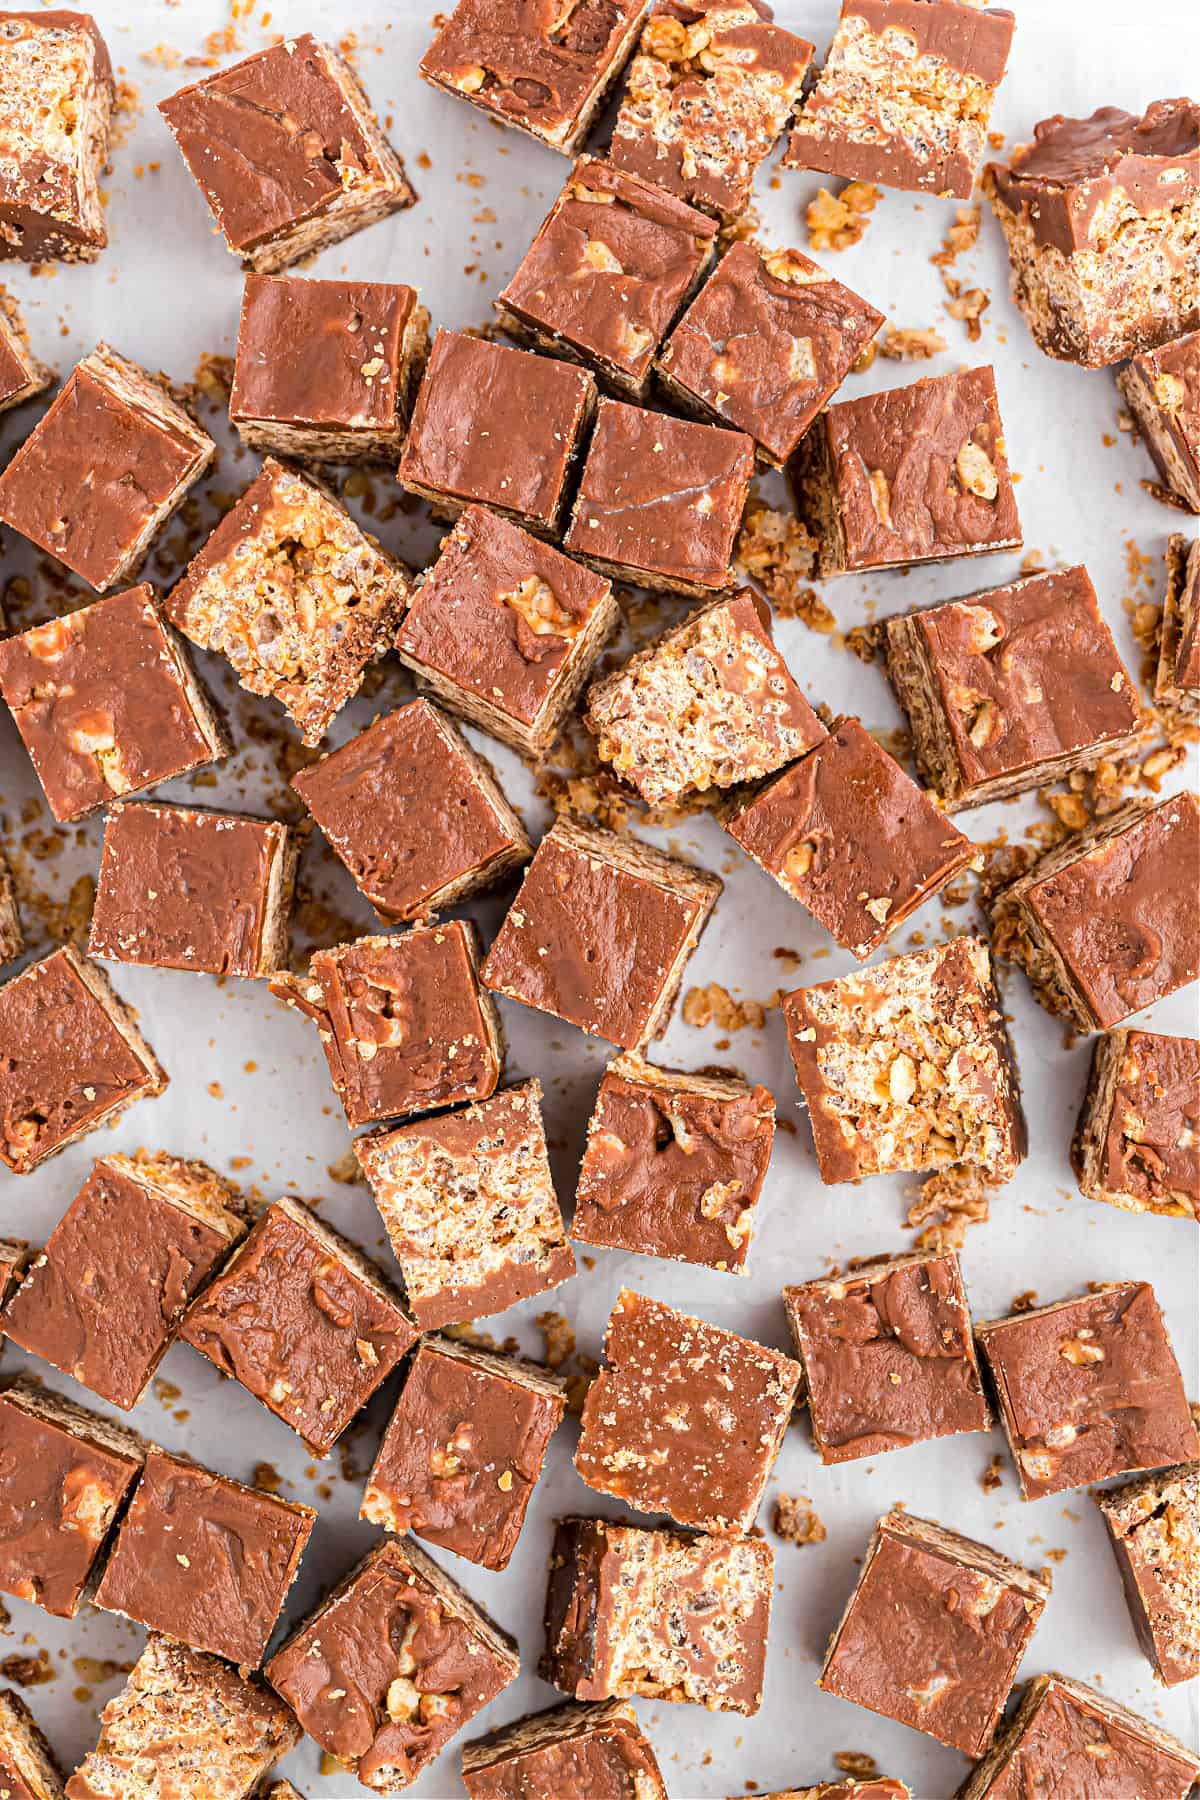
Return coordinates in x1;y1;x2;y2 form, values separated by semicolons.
575;1289;801;1533
542;1517;773;1714
230;273;430;463
398;331;596;535
725;715;974;959
356;1078;575;1328
0;1688;65;1800
462;1699;668;1800
396;506;618;757
0;285;52;411
265;1538;519;1793
0;851;22;965
1118;328;1200;511
820;1509;1050;1756
497;156;718;398
0;1378;144;1619
975;1282;1199;1500
1095;1461;1199;1688
572;1051;775;1273
783;936;1025;1186
481;815;721;1049
657;240;884;465
564;397;755;596
791;366;1021;577
0;345;215;593
0;945;167;1176
362;1335;566;1570
180;1195;418;1457
0;11;113;263
1154;535;1200;724
159;35;414;273
89;801;296;979
1072;1029;1199;1223
292;699;531;924
3;1150;247;1411
166;457;411;748
0;585;228;824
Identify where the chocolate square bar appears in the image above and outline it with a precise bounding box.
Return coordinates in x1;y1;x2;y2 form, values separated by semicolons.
90;801;296;979
586;588;824;804
180;1195;418;1457
0;1378;143;1618
565;397;755;596
1118;329;1200;511
576;1289;801;1533
1072;1029;1199;1223
292;699;531;923
362;1335;565;1569
356;1079;575;1328
230;274;430;462
166;457;411;747
95;1449;314;1666
0;345;215;592
0;945;167;1175
542;1517;772;1713
610;3;813;221
572;1051;775;1273
0;850;22;965
657;241;884;466
984;101;1200;366
792;366;1021;576
270;922;504;1129
396;506;618;757
975;1282;1198;1500
784;936;1025;1185
755;1787;908;1800
497;157;718;398
884;566;1141;809
1096;1462;1199;1688
0;585;228;824
0;286;52;411
0;1239;31;1321
481;815;721;1049
820;1509;1050;1756
3;1150;246;1410
1154;535;1200;723
785;0;1014;200
990;792;1200;1031
159;35;414;273
462;1700;668;1800
0;11;113;263
784;1250;990;1465
725;716;974;959
0;1688;65;1800
266;1538;519;1792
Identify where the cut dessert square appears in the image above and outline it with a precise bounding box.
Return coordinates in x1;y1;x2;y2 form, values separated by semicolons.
1071;1028;1199;1222
0;11;113;263
1095;1462;1199;1688
1117;328;1200;511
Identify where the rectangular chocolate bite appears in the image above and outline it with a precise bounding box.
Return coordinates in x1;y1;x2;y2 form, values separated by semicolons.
265;1537;519;1794
975;1282;1199;1501
657;240;884;466
884;565;1141;808
94;1448;314;1666
784;936;1025;1186
180;1194;418;1457
159;35;414;273
3;1150;247;1410
0;286;52;411
784;0;1014;200
572;1051;775;1272
462;1699;668;1800
396;506;618;757
984;100;1200;367
230;273;430;462
355;1078;575;1329
89;801;296;979
576;1288;801;1533
0;585;228;824
1072;1028;1199;1223
292;698;531;924
1154;534;1200;724
0;945;167;1175
1118;329;1200;511
481;814;721;1049
990;792;1200;1031
0;1378;144;1619
792;366;1021;576
565;397;755;596
1095;1461;1199;1688
0;11;113;264
362;1334;565;1569
0;1688;65;1800
66;1634;301;1800
0;851;22;965
725;715;974;959
0;1239;31;1322
0;345;215;592
820;1509;1050;1756
542;1516;772;1714
166;457;411;747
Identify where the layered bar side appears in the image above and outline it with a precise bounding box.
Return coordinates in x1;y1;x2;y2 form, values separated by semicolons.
1095;1461;1199;1688
1153;534;1200;723
1117;328;1200;511
0;11;113;264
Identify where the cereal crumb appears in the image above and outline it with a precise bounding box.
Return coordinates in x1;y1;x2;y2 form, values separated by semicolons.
773;1492;827;1546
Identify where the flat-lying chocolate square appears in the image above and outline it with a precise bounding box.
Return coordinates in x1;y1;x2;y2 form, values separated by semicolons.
1117;328;1200;512
1072;1028;1199;1223
1095;1462;1200;1689
0;12;114;263
463;1699;669;1800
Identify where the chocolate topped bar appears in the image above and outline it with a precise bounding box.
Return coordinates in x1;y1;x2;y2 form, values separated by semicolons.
1118;329;1200;512
0;286;51;412
1072;1029;1199;1222
462;1700;668;1800
753;1787;909;1800
1096;1461;1199;1688
1154;534;1200;722
0;11;113;263
0;1688;65;1800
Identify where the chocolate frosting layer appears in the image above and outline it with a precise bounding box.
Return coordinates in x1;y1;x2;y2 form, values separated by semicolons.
231;274;416;429
976;1674;1200;1798
464;1706;667;1799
